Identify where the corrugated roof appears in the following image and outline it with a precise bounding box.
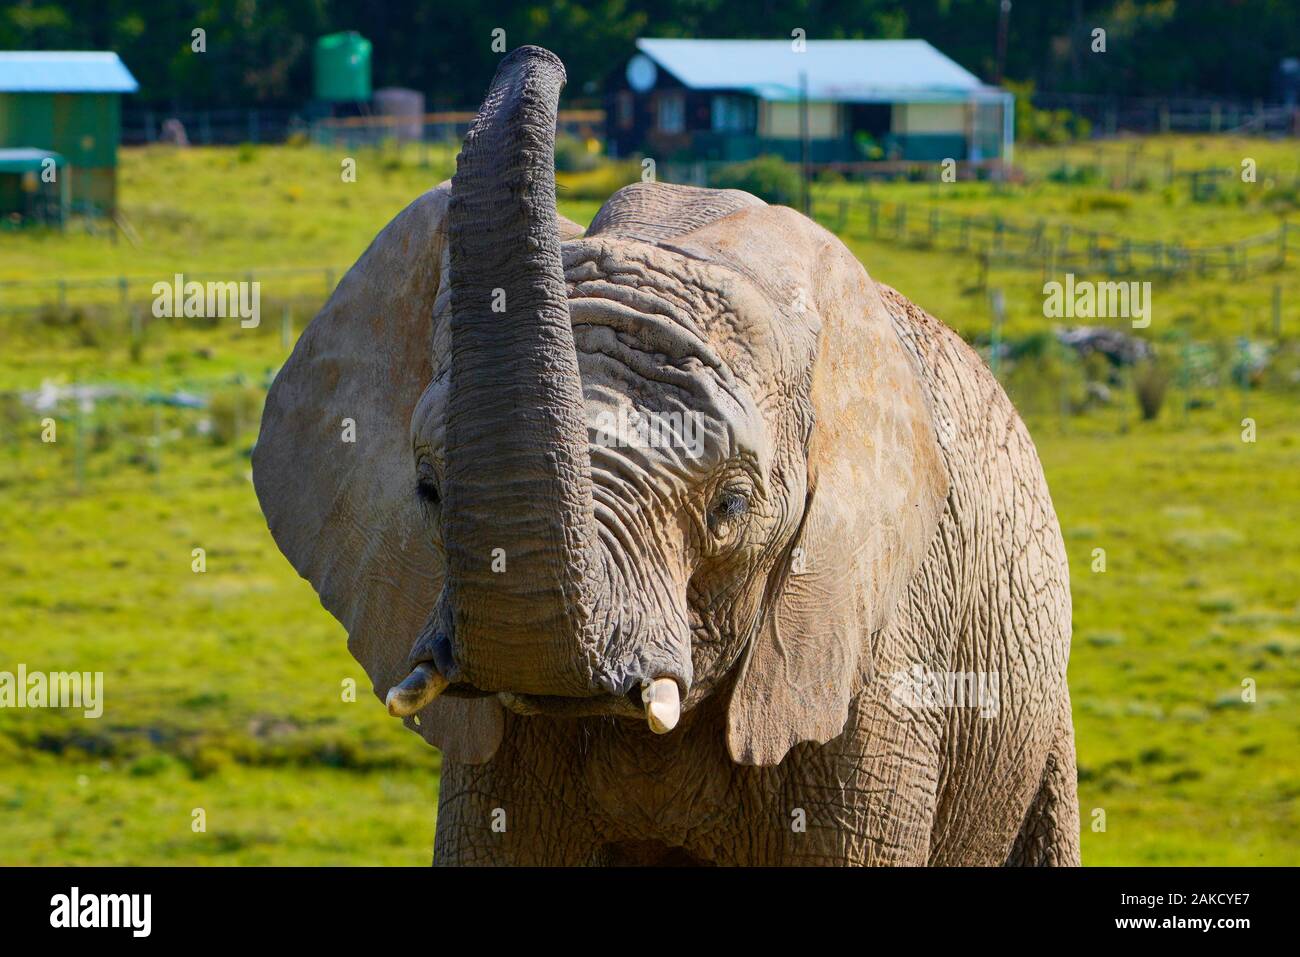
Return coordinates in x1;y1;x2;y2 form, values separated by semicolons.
636;38;996;102
0;52;139;93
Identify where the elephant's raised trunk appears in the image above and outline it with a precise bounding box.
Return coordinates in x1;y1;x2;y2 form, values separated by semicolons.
439;46;600;696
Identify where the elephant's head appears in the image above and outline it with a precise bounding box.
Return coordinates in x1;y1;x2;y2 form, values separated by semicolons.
253;46;947;766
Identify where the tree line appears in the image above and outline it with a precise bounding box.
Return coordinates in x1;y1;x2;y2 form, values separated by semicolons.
4;0;1298;108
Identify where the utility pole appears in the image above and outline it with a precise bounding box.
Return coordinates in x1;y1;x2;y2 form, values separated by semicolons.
994;0;1012;85
799;70;810;216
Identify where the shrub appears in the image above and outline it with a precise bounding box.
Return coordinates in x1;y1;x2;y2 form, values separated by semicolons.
34;305;117;348
554;136;600;173
1001;339;1088;417
555;161;641;201
1134;361;1171;420
1047;163;1102;186
208;385;263;446
1006;80;1092;144
1265;342;1300;392
853;131;884;160
1071;191;1133;213
708;155;802;206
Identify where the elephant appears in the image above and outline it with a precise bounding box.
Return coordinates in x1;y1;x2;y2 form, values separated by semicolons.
252;46;1080;866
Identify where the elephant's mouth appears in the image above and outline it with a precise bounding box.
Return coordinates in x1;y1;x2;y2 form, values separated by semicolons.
494;688;648;720
395;671;684;730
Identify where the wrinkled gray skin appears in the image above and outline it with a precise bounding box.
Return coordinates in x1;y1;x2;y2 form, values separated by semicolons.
253;47;1080;865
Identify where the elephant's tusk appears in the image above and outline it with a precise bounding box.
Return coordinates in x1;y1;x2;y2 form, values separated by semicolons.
641;677;681;734
386;662;450;717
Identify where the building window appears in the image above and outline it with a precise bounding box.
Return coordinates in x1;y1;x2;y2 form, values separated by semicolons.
616;92;634;130
711;95;754;132
759;101;841;139
657;92;685;134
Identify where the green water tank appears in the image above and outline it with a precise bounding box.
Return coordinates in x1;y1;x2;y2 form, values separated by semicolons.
314;32;372;102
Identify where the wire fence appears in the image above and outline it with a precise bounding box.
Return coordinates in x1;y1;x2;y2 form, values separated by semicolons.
308;110;604;148
122;106;604;148
1019;140;1300;195
121;93;1300;148
6;204;1292;328
1031;93;1300;136
3;281;1295;501
0;373;265;496
0;266;343;316
123;107;306;146
813;195;1295;281
4;310;1292;500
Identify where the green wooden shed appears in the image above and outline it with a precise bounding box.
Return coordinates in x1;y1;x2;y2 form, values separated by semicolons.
0;52;139;218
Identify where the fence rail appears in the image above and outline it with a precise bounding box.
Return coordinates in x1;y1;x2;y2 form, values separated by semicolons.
5;199;1294;316
122;107;306;145
119;91;1300;153
1032;93;1300;136
122;106;605;147
0;266;343;315
309;109;603;147
815;196;1294;280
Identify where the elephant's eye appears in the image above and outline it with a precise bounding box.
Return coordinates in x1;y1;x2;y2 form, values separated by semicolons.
415;461;441;507
416;480;441;507
709;489;749;531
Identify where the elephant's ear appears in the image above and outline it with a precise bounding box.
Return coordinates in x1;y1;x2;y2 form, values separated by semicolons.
727;230;948;766
252;181;504;764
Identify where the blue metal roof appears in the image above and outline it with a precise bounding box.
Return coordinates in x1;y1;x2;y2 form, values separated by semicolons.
0;52;139;93
635;39;998;103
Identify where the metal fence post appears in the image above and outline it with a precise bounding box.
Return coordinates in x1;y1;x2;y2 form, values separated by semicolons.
73;373;85;494
153;362;163;484
988;287;1005;380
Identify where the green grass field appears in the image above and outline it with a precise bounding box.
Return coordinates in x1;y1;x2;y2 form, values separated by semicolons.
1;137;1296;864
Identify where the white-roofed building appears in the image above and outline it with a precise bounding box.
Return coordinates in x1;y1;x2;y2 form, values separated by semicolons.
606;38;1013;165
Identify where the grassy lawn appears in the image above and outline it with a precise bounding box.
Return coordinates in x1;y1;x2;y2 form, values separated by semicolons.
0;430;443;865
0;136;1296;865
1039;393;1300;864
